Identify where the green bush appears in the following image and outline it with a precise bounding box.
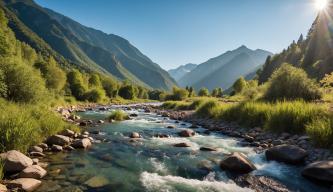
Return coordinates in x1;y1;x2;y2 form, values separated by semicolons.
187;99;207;110
67;70;87;100
198;88;209;97
118;85;137;100
102;78;118;98
264;63;322;101
211;88;223;97
84;88;106;103
196;100;225;118
108;110;129;121
165;87;188;101
232;77;247;94
306;117;333;147
161;101;190;110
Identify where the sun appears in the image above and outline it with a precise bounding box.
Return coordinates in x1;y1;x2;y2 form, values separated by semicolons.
315;0;328;10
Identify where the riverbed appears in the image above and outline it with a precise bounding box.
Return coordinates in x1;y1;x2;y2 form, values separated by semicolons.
36;106;330;192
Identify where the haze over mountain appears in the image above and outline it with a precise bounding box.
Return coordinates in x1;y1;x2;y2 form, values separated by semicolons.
168;63;197;81
1;0;176;90
178;45;272;90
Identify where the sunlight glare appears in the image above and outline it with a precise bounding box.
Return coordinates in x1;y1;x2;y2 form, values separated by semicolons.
315;0;328;10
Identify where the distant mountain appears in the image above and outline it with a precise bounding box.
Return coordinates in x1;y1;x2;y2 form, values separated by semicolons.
259;6;333;83
178;45;272;90
168;63;197;81
1;0;176;90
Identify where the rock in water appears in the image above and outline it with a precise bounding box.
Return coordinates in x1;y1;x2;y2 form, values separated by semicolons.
72;138;92;149
7;178;41;192
130;132;140;138
302;161;333;184
18;165;47;179
46;135;71;146
0;150;33;173
220;152;256;174
84;175;109;188
265;144;308;164
178;130;195;137
51;145;63;152
174;143;191;147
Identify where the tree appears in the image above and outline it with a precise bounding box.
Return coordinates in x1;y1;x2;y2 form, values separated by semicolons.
232;77;247;94
211;87;223;97
118;85;137;100
320;72;333;88
102;78;118;98
148;90;164;100
89;73;102;88
264;63;322;101
198;87;209;97
84;88;106;103
165;87;188;101
67;70;87;100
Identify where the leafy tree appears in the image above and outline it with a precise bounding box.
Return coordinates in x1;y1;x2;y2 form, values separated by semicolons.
102;78;118;98
67;70;87;100
148;90;164;100
0;69;7;98
198;87;209;97
118;85;137;100
320;72;333;87
232;77;247;94
84;88;106;102
188;86;195;97
89;73;102;88
211;87;223;97
264;63;322;101
137;86;148;99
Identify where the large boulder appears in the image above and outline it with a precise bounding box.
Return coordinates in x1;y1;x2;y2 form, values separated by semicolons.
7;178;41;192
220;152;256;174
46;135;71;146
265;144;308;164
18;165;47;179
301;161;333;183
0;184;7;192
28;146;43;153
178;130;195;137
72;138;92;149
0;150;33;173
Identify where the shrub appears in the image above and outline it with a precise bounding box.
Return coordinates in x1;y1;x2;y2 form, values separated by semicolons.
108;110;129;121
102;78;118;98
148;90;165;101
306;117;333;147
118;85;137;100
263;63;322;101
187;99;207;110
198;88;210;97
211;88;223;97
196;100;225;118
84;88;106;103
232;77;247;94
67;70;87;100
165;87;188;101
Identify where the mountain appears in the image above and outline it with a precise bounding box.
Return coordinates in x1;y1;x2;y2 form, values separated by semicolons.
258;6;333;83
168;63;197;81
1;0;176;90
178;45;272;90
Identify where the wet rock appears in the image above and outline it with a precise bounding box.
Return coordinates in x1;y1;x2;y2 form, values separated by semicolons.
243;135;254;142
29;146;43;153
189;124;199;128
130;132;141;139
0;184;7;192
174;143;191;147
220;152;256;174
37;162;48;169
0;150;33;173
129;113;138;117
166;125;176;129
64;145;75;151
266;144;308;164
38;143;48;150
51;145;63;152
69;115;80;121
72;138;92;149
29;152;45;157
18;165;47;179
7;178;41;192
302;161;333;183
46;135;70;146
235;175;290;192
32;158;39;165
154;133;170;138
98;120;105;124
197;160;213;171
200;147;217;151
272;140;283;146
60;129;75;138
35;180;61;192
178;130;195;137
79;122;88;126
84;175;110;188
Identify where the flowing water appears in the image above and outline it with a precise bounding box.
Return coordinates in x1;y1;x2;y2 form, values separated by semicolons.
37;106;330;192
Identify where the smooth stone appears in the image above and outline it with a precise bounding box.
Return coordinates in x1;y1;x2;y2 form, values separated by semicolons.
38;143;48;150
130;132;140;139
7;178;41;192
46;135;70;146
174;143;191;147
51;145;63;152
64;146;75;151
98;120;105;124
84;175;110;188
60;129;75;138
0;150;33;173
29;146;43;153
302;161;333;183
32;158;39;165
72;138;92;149
220;152;256;174
29;152;45;157
18;165;47;179
266;144;308;164
200;147;217;151
167;125;176;129
178;130;195;137
0;184;7;192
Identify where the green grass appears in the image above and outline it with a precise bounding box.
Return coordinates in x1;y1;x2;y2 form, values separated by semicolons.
306;117;333;147
107;110;129;121
0;99;79;152
0;159;3;180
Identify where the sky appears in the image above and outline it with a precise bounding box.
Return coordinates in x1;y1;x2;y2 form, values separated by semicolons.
35;0;319;70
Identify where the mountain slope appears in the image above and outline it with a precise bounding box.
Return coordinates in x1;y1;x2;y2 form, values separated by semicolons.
2;0;176;90
179;46;272;90
259;7;333;83
168;63;197;81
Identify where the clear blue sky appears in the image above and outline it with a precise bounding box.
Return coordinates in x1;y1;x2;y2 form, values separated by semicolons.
35;0;319;70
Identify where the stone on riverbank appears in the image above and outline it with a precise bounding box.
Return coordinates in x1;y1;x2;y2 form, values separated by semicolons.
220;152;256;174
72;138;92;149
59;129;75;138
7;178;41;192
18;165;47;179
0;150;33;173
84;175;109;188
301;161;333;183
51;145;63;152
0;184;7;192
266;144;308;164
46;135;70;146
28;146;43;153
178;130;195;137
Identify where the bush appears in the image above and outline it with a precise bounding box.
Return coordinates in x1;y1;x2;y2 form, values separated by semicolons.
165;87;188;101
107;110;129;121
306;117;333;147
118;85;137;100
148;90;165;101
198;88;209;97
84;88;106;103
233;77;247;94
211;88;223;97
187;99;207;110
264;63;322;101
67;70;87;100
196;100;225;118
102;78;118;98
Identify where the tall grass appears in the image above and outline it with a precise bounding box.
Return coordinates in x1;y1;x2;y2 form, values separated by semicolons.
0;159;3;180
196;100;232;118
0;99;79;152
107;110;129;121
306;117;333;147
